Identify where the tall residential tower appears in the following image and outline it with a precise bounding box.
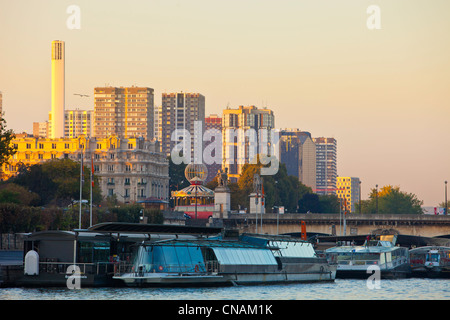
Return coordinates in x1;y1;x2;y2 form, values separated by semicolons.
313;137;337;195
94;86;154;140
160;92;205;157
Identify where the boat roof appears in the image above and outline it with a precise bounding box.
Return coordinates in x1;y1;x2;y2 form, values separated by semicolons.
409;246;450;253
143;238;265;249
325;241;401;254
86;222;222;236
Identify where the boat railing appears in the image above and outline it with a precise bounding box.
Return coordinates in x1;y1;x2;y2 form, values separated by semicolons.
335;256;408;268
113;260;221;276
37;261;116;276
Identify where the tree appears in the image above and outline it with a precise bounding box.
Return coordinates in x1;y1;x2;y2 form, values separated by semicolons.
168;156;190;207
11;159;102;207
357;185;423;214
235;160;312;213
0;183;40;206
298;193;320;213
0;117;17;175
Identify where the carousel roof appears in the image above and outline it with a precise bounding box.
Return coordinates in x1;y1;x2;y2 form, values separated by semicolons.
171;184;214;198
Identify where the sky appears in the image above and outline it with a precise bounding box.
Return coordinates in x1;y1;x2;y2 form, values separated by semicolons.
0;0;449;206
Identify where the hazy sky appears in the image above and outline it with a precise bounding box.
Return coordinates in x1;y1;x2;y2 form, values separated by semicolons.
0;0;449;206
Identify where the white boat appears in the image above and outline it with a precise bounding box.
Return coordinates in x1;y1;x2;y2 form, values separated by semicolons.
325;235;410;279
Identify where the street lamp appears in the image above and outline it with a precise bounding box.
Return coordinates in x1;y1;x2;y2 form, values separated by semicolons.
359;180;362;214
375;184;378;214
445;181;448;215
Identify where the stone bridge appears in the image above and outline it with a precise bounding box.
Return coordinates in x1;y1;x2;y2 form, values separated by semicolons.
223;213;450;238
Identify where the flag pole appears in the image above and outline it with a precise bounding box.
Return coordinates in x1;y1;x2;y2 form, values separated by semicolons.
90;154;93;227
79;145;84;229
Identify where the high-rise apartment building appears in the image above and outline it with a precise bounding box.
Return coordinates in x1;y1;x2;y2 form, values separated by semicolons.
160;92;205;157
154;105;163;151
313;137;337;195
94;86;154;140
336;176;361;213
222;106;275;181
279;129;316;190
50;40;65;139
65;109;93;138
33;121;49;138
205;114;222;183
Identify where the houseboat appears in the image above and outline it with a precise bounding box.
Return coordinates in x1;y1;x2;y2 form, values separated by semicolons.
324;234;410;279
113;233;336;286
13;223;222;287
409;246;450;278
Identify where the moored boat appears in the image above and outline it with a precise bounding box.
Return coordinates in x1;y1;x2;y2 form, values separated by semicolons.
113;233;336;286
324;234;410;279
409;246;450;278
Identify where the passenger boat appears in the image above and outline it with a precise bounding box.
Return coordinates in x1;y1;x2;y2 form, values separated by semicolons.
113;233;337;287
409;246;450;278
324;234;410;279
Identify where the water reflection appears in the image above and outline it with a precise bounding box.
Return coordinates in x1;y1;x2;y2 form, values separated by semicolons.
0;279;448;300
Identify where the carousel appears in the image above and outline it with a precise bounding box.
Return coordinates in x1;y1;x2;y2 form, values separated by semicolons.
171;163;215;219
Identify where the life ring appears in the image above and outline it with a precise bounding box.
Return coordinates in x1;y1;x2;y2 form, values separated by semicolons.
158;265;163;271
194;264;199;272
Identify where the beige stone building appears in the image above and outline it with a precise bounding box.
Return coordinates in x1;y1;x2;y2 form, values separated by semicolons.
2;135;169;203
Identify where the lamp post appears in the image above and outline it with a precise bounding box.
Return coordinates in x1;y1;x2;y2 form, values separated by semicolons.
375;184;378;214
359;180;362;214
445;181;448;215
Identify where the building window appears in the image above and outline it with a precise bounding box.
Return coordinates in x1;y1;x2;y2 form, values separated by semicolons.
39;143;44;149
124;178;130;185
26;143;31;149
65;143;70;149
94;165;100;172
52;143;57;149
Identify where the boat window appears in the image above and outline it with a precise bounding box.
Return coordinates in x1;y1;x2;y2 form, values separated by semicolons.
269;241;316;258
162;246;180;272
175;246;192;270
187;246;204;268
79;241;110;263
212;248;277;266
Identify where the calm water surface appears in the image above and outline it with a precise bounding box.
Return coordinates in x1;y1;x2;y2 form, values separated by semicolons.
1;278;449;300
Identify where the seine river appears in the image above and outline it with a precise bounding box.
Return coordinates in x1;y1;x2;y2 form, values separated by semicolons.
1;278;448;300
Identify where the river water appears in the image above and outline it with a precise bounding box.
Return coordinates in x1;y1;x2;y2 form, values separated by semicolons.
1;278;448;300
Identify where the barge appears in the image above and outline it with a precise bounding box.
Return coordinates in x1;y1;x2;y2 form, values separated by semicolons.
113;233;336;286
